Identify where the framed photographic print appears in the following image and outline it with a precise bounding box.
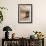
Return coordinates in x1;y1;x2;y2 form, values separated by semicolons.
18;4;32;23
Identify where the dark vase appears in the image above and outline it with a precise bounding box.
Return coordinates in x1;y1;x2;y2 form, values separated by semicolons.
5;31;9;39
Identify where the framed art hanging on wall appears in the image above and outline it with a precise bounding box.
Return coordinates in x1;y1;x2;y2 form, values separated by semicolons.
18;4;32;23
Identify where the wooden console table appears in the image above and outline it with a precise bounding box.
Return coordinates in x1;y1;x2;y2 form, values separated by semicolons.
2;38;44;46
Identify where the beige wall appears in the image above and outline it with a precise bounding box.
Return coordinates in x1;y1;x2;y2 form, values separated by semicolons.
0;0;46;46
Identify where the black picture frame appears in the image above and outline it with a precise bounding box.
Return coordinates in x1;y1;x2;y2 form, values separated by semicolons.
18;4;32;23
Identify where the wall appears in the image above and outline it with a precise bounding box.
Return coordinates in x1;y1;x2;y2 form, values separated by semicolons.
0;0;46;46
